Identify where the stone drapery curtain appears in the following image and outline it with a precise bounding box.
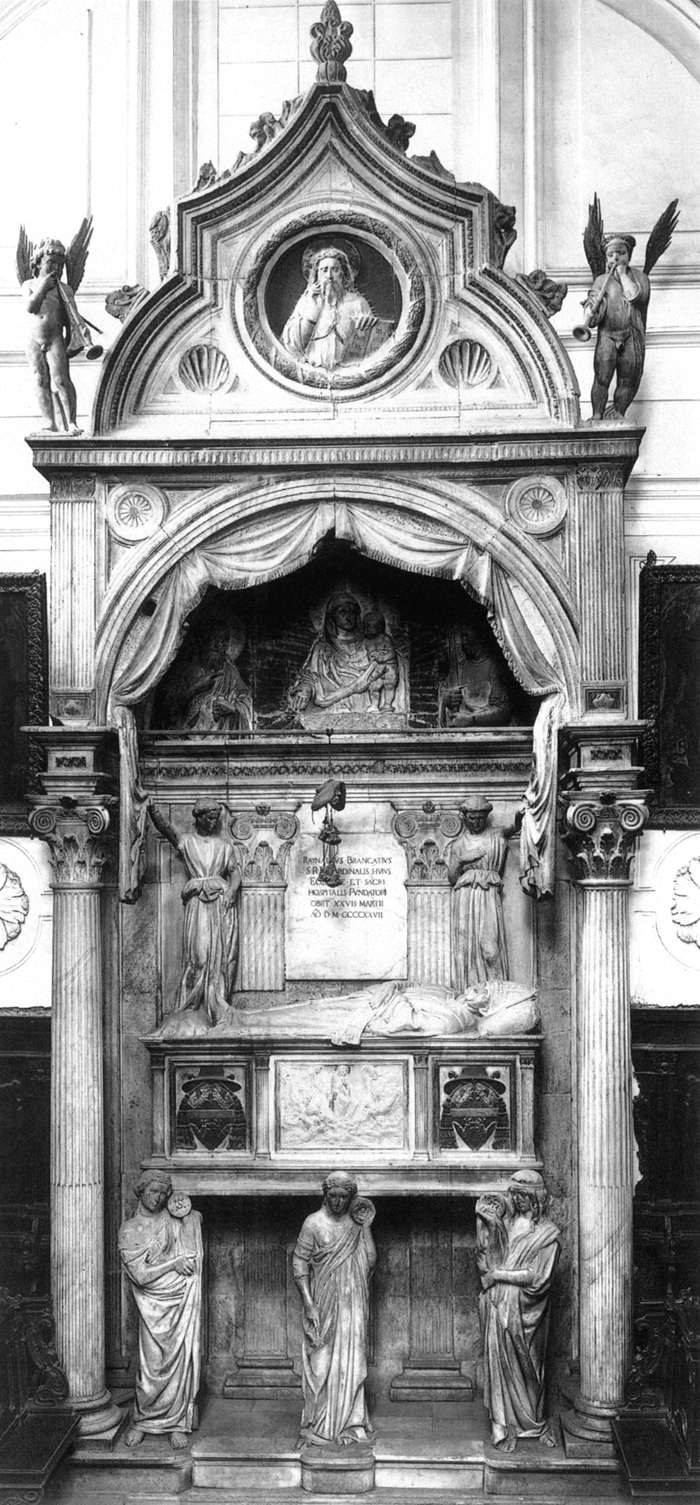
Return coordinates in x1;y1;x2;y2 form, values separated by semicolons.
110;501;568;901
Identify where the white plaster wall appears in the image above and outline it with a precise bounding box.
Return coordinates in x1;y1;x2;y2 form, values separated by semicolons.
0;0;698;1009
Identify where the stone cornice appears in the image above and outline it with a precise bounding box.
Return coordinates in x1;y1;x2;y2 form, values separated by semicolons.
27;427;644;482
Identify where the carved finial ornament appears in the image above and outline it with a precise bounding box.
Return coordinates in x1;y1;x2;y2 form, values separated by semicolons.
562;793;648;884
310;2;353;83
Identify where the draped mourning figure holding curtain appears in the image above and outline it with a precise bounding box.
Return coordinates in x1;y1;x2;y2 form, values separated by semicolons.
476;1171;561;1451
447;795;521;988
148;802;241;1026
293;1171;377;1447
119;1171;203;1450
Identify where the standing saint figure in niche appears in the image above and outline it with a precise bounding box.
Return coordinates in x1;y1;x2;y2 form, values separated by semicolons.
281;245;393;371
439;621;512;727
289;591;405;724
119;1170;203;1451
293;1170;376;1448
183;621;253;733
447;795;520;988
148;801;241;1025
476;1171;561;1452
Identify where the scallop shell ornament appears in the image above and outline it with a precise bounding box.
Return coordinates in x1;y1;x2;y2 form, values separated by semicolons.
671;857;700;949
178;344;232;393
0;863;29;950
439;339;493;388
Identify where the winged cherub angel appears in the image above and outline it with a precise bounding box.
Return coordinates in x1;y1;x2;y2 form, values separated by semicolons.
576;194;679;421
17;217;103;434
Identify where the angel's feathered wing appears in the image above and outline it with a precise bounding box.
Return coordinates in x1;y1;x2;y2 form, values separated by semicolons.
583;194;606;279
16;224;33;283
644;199;679;276
65;215;94;291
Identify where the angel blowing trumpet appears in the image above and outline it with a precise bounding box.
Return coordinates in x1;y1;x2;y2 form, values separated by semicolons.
17;217;103;434
577;194;679;421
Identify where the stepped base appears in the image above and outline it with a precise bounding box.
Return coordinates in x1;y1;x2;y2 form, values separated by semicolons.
300;1442;374;1493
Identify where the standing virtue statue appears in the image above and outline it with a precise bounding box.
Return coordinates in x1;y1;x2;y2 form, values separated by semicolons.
16;218;102;434
282;245;392;371
293;1170;376;1447
576;193;678;420
447;795;520;988
476;1170;561;1452
148;802;241;1025
119;1171;203;1450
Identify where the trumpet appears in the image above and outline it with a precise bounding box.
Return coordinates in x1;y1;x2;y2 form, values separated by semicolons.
573;264;618;342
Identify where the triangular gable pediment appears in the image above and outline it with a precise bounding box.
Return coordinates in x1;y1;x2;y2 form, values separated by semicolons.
94;6;578;436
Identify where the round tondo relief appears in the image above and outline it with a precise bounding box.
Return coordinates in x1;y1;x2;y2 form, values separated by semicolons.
240;219;426;394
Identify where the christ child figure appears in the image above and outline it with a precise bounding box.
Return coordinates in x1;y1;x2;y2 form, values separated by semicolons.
362;609;399;711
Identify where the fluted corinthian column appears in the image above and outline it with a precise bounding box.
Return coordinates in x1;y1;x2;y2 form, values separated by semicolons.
29;803;122;1439
561;791;647;1457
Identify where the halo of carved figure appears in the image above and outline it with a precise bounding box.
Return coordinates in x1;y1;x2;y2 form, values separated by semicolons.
0;862;29;950
178;344;232;394
439;339;494;389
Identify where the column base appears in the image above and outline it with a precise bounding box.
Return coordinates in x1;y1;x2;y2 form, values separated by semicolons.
72;1389;124;1445
560;1391;619;1459
390;1358;475;1404
300;1442;375;1494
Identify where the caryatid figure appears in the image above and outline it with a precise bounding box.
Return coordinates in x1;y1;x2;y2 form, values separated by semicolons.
148;801;241;1026
476;1170;561;1452
293;1170;376;1447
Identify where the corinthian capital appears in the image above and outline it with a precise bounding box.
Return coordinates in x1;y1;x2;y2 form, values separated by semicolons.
29;803;114;886
562;793;648;885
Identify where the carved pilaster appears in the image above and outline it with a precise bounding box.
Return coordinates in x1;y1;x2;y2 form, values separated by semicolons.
392;806;461;987
560;789;648;1458
49;476;97;726
229;809;299;991
575;465;626;715
28;802;121;1438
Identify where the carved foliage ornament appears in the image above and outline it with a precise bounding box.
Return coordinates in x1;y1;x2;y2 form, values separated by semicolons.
29;805;112;885
310;1;353;83
562;794;648;883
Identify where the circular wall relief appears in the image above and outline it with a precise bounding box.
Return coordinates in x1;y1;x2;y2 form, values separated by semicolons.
106;482;167;543
654;834;700;969
438;338;494;389
505;475;568;537
239;213;428;395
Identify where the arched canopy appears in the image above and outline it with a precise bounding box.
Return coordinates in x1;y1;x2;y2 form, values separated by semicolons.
99;478;579;905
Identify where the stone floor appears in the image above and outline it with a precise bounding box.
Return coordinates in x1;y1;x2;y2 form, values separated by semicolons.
39;1394;640;1505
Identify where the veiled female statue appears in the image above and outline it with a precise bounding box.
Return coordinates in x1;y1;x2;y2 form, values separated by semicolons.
293;1170;376;1447
119;1171;203;1450
476;1170;561;1452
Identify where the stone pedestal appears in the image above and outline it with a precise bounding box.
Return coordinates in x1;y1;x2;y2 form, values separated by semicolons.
300;1443;375;1494
29;800;122;1441
560;789;647;1458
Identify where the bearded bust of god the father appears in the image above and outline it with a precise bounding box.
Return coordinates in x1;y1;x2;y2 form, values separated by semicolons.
281;245;394;372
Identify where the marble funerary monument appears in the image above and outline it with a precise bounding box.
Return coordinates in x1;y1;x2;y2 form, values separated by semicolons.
26;4;650;1493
